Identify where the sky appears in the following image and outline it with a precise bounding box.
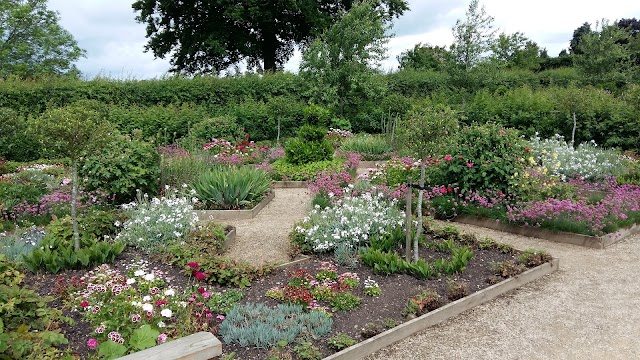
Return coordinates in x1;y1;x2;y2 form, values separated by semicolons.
47;0;640;79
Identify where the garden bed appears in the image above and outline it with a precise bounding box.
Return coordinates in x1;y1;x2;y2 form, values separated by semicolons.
195;191;275;221
453;215;640;249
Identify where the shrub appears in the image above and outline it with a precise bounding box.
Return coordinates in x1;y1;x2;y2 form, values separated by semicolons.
339;134;393;160
293;190;404;252
219;303;332;348
80;135;161;204
115;190;198;254
181;115;245;149
192;166;271;210
0;107;40;161
270;158;344;181
528;134;625;181
433;123;528;195
285;125;334;165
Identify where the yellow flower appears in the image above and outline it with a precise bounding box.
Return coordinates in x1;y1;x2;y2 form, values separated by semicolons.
543;168;548;174
552;153;558;158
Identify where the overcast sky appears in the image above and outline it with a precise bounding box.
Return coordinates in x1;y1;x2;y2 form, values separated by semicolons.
47;0;640;79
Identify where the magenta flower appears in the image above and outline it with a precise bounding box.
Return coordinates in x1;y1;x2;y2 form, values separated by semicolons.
216;314;225;321
157;334;168;343
467;162;474;168
87;338;98;349
444;155;452;161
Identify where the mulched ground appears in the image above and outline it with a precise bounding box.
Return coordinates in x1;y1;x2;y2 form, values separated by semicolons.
21;234;530;360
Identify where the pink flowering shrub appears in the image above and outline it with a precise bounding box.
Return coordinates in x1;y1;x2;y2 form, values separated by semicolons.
202;134;271;165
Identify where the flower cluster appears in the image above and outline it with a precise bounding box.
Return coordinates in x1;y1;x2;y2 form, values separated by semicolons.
202;134;271;165
115;188;198;254
68;262;178;352
327;128;353;144
294;188;404;252
363;277;382;297
528;134;624;181
8;189;113;221
307;171;353;200
158;144;190;158
266;262;361;311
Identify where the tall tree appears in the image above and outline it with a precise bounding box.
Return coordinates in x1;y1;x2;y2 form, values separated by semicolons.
0;0;85;79
132;0;407;74
490;32;541;71
569;22;591;55
450;0;497;70
397;43;453;71
300;0;391;118
574;19;631;86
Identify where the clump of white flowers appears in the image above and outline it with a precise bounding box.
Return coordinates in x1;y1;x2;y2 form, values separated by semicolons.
528;134;624;181
295;187;404;252
115;187;198;254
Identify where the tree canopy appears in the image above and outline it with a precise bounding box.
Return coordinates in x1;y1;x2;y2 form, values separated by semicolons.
132;0;408;74
0;0;85;79
450;0;496;70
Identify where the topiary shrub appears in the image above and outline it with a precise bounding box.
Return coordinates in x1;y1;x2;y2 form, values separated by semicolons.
285;125;333;165
80;134;161;204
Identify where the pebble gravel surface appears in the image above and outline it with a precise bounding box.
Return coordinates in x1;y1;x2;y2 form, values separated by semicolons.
367;221;640;360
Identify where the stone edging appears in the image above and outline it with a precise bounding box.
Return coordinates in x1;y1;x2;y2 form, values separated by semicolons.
323;258;559;360
222;226;236;251
453;215;640;249
195;191;275;221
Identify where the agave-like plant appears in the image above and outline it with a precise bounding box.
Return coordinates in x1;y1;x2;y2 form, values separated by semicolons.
192;166;272;210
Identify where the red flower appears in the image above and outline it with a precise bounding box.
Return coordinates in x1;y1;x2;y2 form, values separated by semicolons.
447;187;453;193
197;287;206;294
156;299;168;307
444;155;452;161
187;262;199;269
194;271;207;280
80;300;89;308
499;130;505;135
525;148;530;153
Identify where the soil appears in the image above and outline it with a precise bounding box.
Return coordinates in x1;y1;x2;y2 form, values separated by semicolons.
21;233;536;360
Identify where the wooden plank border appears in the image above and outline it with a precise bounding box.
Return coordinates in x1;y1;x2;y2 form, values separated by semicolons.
195;191;275;221
115;332;221;360
323;258;559;360
453;215;640;249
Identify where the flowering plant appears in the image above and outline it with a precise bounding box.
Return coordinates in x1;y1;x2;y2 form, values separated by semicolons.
202;134;271;165
115;187;198;254
293;188;404;252
363;277;382;297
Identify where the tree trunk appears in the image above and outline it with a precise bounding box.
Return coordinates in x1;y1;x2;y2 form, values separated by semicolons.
405;177;412;262
71;160;80;251
413;163;426;262
262;29;278;73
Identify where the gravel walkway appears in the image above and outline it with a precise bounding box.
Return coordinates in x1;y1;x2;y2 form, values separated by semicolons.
367;221;640;360
221;188;311;266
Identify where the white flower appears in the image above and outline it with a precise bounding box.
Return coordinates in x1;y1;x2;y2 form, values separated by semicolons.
164;289;175;296
134;270;145;277
142;303;153;312
143;295;152;302
131;301;142;307
157;321;166;328
161;309;173;318
144;273;155;281
126;278;136;285
114;221;121;227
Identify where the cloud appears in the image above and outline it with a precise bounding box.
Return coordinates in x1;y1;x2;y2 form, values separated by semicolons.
46;0;640;78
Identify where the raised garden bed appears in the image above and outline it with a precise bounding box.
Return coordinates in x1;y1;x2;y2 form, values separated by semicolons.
195;191;275;221
453;215;640;249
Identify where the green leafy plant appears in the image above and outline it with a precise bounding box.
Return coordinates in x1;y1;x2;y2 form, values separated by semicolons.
192;166;271;210
219;303;332;348
340;134;393;160
80;134;161;204
490;260;526;278
327;332;356;350
181;116;245;149
330;291;361;312
333;243;359;268
270;158;344;181
446;279;470;301
403;289;442;317
293;340;322;360
284;125;334;165
517;249;552;267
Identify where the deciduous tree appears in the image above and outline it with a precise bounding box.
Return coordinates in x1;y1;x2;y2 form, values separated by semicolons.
450;0;497;70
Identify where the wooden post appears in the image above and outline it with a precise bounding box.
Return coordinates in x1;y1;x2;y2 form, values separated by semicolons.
405;177;412;262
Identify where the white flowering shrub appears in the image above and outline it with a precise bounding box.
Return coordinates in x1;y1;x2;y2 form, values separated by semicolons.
294;188;404;252
115;188;198;254
528;134;624;181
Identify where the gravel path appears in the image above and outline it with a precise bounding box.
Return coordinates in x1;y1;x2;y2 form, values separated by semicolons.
222;188;311;266
367;221;640;360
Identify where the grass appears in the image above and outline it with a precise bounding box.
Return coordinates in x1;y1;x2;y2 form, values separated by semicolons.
339;134;393;160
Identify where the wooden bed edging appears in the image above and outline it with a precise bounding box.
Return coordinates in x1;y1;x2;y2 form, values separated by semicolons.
322;258;559;360
195;191;275;221
453;215;640;249
115;332;221;360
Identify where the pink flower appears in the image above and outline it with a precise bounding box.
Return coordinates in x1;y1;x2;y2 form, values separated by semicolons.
194;271;206;280
62;178;71;185
131;314;141;323
157;334;168;344
80;300;89;308
444;155;452;161
467;162;474;168
95;325;105;334
216;314;225;321
202;291;211;299
187;262;199;269
87;338;98;349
